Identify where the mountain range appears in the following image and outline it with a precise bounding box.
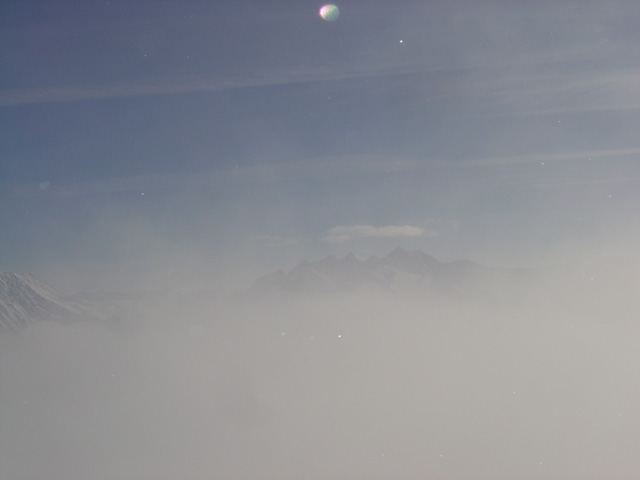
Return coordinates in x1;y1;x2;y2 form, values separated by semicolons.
250;247;526;296
2;247;617;332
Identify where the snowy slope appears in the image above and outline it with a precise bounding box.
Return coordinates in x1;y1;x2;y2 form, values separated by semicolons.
0;273;119;332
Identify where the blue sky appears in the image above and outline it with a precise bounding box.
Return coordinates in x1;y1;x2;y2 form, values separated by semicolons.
2;1;640;291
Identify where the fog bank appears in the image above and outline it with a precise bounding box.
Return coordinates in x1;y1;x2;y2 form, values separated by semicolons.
1;270;639;480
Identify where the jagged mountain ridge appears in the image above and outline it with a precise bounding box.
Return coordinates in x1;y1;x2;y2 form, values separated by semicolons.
250;247;518;295
1;248;528;331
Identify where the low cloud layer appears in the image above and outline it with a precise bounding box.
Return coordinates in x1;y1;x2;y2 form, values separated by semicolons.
1;264;639;480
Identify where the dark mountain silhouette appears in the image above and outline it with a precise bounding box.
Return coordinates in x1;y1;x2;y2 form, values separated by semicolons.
250;247;523;296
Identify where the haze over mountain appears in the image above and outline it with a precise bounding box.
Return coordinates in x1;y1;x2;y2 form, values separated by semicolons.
0;272;117;333
251;247;528;296
2;247;637;333
1;248;532;332
0;271;228;334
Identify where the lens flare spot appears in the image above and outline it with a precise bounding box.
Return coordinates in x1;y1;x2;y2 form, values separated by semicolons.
319;4;339;22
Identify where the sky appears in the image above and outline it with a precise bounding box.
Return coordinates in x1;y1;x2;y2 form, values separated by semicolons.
2;0;640;291
2;3;640;478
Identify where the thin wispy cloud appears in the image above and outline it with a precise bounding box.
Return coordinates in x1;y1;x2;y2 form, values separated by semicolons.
4;172;216;198
461;148;640;167
3;154;430;199
6;146;639;200
0;63;429;107
323;224;436;243
488;68;640;115
6;62;638;114
230;154;429;180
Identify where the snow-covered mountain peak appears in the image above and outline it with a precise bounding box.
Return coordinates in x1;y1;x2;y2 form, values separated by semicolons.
250;248;485;295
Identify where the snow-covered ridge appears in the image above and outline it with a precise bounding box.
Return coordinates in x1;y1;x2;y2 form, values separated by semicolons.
0;272;120;332
250;247;518;295
5;248;632;331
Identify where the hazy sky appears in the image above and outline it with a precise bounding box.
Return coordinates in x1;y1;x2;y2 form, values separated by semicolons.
2;0;640;290
2;4;640;478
